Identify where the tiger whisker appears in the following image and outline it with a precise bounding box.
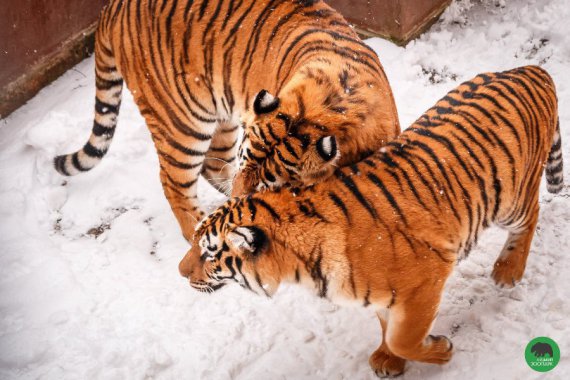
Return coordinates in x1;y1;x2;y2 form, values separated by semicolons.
203;157;233;164
203;157;238;174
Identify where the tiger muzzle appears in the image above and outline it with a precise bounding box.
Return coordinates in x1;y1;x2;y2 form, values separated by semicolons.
179;246;203;281
231;167;259;196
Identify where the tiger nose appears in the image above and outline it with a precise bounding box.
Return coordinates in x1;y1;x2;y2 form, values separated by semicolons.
179;253;192;279
231;171;256;196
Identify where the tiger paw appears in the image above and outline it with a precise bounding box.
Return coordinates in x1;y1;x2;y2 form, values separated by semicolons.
491;259;524;288
369;347;406;378
424;335;454;364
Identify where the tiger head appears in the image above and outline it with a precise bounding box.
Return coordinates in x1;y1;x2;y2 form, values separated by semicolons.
178;199;280;296
232;89;340;196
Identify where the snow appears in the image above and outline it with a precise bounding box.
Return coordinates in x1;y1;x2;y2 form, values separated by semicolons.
1;0;569;378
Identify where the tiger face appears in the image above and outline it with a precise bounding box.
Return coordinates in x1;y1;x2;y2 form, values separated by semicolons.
179;212;278;296
232;90;340;196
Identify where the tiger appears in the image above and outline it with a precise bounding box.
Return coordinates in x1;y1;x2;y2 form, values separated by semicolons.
52;0;400;241
178;66;563;377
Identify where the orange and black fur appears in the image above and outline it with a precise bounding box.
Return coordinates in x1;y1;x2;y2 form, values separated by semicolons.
179;66;563;376
52;0;399;240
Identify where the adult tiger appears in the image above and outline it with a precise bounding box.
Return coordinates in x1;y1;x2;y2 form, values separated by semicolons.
179;66;563;377
52;0;400;241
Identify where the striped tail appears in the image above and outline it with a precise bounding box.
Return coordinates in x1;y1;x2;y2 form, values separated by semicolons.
546;119;563;193
54;21;123;176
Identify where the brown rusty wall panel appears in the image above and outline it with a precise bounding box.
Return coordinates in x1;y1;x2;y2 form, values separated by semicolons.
0;0;108;86
0;0;450;118
325;0;451;45
0;0;108;117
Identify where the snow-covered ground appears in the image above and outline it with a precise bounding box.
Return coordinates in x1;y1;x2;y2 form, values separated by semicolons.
1;0;569;378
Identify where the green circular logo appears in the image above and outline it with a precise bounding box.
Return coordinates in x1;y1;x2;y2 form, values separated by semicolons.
525;337;560;372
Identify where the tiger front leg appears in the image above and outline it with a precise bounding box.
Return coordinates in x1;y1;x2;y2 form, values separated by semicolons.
201;122;239;195
369;310;406;378
382;270;453;369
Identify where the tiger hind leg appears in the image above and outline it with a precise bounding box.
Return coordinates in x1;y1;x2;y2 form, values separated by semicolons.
492;199;539;288
383;288;453;367
148;119;213;242
369;310;406;378
201;122;239;196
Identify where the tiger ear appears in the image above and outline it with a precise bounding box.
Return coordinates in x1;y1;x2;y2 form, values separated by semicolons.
227;226;268;256
253;90;280;115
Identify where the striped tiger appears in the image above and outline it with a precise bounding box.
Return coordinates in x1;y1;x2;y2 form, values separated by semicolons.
179;66;563;376
52;0;399;241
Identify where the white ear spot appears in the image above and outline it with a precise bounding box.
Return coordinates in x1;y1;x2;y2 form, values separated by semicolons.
259;92;276;108
253;90;280;114
321;136;333;156
316;136;338;162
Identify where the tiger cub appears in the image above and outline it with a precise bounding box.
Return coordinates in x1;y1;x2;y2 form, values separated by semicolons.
52;0;400;241
179;66;563;376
